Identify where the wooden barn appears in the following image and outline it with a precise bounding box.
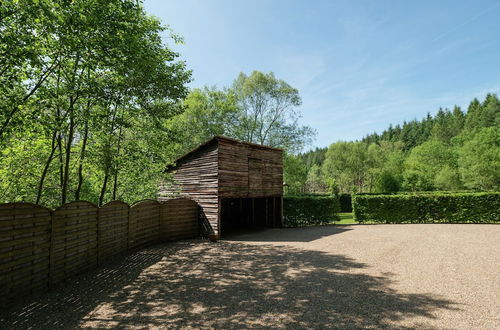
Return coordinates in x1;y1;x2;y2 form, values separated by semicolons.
158;136;283;239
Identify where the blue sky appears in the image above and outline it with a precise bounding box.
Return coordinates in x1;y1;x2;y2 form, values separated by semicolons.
144;0;500;149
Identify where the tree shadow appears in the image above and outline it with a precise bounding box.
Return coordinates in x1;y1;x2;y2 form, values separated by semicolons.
1;240;458;329
223;225;353;242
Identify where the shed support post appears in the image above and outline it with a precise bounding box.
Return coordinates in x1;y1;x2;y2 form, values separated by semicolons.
265;198;269;226
252;198;255;227
280;196;283;227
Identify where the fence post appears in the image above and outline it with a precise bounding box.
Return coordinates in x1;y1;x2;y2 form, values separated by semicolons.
127;205;131;250
48;210;55;288
96;207;100;267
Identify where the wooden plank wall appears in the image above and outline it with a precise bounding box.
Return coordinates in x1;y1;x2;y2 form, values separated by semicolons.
159;142;219;235
0;198;199;305
98;201;129;264
160;137;284;237
162;198;199;240
129;200;161;249
51;201;98;285
0;203;51;299
218;138;283;198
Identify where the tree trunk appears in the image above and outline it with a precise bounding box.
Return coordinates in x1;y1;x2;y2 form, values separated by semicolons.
112;125;123;200
0;60;59;141
35;130;58;204
75;108;90;200
57;132;64;188
99;170;109;206
61;98;76;204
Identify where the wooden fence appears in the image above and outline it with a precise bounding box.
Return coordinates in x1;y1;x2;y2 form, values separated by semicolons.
0;198;199;305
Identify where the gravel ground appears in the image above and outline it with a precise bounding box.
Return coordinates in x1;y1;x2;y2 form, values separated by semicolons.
1;224;499;329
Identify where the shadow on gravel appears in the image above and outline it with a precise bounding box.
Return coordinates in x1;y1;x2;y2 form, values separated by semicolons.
222;225;353;242
0;240;458;329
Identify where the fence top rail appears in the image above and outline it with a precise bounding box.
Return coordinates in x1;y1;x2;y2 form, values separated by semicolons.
0;198;200;212
0;202;52;212
130;199;161;208
101;200;130;209
53;200;99;212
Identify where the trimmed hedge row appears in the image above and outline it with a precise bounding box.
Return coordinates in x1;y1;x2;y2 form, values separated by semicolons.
353;192;500;223
284;196;340;227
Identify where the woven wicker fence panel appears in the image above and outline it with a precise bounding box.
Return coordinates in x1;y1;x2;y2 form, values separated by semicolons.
98;201;129;263
129;200;161;249
0;203;51;301
51;201;98;284
162;198;199;240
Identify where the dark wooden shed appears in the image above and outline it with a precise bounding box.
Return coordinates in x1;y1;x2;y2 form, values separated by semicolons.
158;136;283;239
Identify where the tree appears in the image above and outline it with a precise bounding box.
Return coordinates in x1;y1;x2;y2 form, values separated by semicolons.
0;0;191;207
168;71;315;156
465;94;500;130
321;142;369;193
305;164;328;193
431;106;465;144
403;139;460;191
458;127;499;190
166;87;240;155
0;0;61;142
283;154;308;195
232;71;315;153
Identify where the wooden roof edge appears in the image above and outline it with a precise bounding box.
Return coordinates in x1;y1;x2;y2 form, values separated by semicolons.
215;136;283;152
164;136;282;173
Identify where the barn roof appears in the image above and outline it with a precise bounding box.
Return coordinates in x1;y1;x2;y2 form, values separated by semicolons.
164;136;282;172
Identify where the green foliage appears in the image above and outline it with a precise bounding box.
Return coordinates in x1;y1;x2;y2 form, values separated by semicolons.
353;192;500;223
283;196;340;227
0;0;191;207
403;139;459;191
321;141;368;193
300;94;498;196
165;71;316;162
283;154;308;195
300;147;327;168
169;71;316;155
232;71;314;152
458;127;500;191
465;94;500;130
321;140;404;194
166;87;240;154
305;164;328;193
434;166;462;191
375;171;401;193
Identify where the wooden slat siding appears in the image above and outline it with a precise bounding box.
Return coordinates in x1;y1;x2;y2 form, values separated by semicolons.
218;138;283;198
160;136;284;237
50;201;98;285
129;200;161;249
0;198;205;304
0;203;51;302
162;199;198;241
98;201;129;263
159;142;219;235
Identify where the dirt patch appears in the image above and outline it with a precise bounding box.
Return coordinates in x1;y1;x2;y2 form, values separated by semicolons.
1;224;499;329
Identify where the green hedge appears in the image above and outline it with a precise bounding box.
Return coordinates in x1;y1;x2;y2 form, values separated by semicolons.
353;192;500;223
284;196;340;227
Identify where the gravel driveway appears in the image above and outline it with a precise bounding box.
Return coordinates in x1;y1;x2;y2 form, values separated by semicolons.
1;224;499;329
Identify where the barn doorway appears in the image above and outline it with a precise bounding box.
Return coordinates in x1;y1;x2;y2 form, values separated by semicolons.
220;197;282;237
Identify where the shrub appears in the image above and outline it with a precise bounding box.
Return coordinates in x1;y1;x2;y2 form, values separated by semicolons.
353;192;500;223
284;196;340;227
